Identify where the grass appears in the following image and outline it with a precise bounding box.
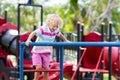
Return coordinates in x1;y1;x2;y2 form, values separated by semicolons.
24;74;116;80
104;74;116;80
63;74;116;80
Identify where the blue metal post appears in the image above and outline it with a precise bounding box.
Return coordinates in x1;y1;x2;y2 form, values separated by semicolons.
20;44;24;80
60;46;64;80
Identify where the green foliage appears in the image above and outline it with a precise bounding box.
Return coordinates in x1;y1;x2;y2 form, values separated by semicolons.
112;7;120;34
20;7;40;32
43;5;76;32
0;3;17;25
81;8;87;18
0;0;120;35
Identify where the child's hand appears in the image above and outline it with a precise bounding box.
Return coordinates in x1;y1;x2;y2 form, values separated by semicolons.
66;40;71;42
25;40;31;46
79;47;86;50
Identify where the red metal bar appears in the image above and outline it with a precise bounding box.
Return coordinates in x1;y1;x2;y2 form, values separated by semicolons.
78;68;108;73
24;69;60;72
71;48;87;80
92;49;104;80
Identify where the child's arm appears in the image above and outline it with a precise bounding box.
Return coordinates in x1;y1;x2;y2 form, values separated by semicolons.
25;31;36;46
59;34;69;42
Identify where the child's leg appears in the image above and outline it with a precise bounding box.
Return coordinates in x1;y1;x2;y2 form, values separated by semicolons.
42;53;50;80
33;65;42;80
32;53;42;80
43;68;49;80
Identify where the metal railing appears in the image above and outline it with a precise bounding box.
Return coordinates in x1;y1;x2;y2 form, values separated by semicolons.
19;42;120;80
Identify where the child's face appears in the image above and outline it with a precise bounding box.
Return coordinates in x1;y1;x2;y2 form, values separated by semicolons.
49;25;58;32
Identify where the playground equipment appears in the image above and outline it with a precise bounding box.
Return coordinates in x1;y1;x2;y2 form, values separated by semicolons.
0;17;33;80
76;31;120;80
0;0;120;80
0;16;120;80
19;41;120;80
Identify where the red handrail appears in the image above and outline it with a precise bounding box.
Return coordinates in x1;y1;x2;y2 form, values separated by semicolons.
71;48;87;80
92;49;104;80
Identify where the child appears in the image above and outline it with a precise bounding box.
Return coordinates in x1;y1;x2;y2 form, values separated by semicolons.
25;14;68;80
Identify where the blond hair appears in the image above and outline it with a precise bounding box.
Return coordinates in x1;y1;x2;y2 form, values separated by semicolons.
46;14;63;29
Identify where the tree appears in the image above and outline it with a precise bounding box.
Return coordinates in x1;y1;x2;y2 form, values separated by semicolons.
1;0;120;34
61;0;120;34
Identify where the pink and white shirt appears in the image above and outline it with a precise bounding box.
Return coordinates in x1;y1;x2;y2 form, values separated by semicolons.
31;25;61;54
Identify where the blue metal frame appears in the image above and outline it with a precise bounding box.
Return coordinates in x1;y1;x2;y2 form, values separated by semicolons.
19;42;120;80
